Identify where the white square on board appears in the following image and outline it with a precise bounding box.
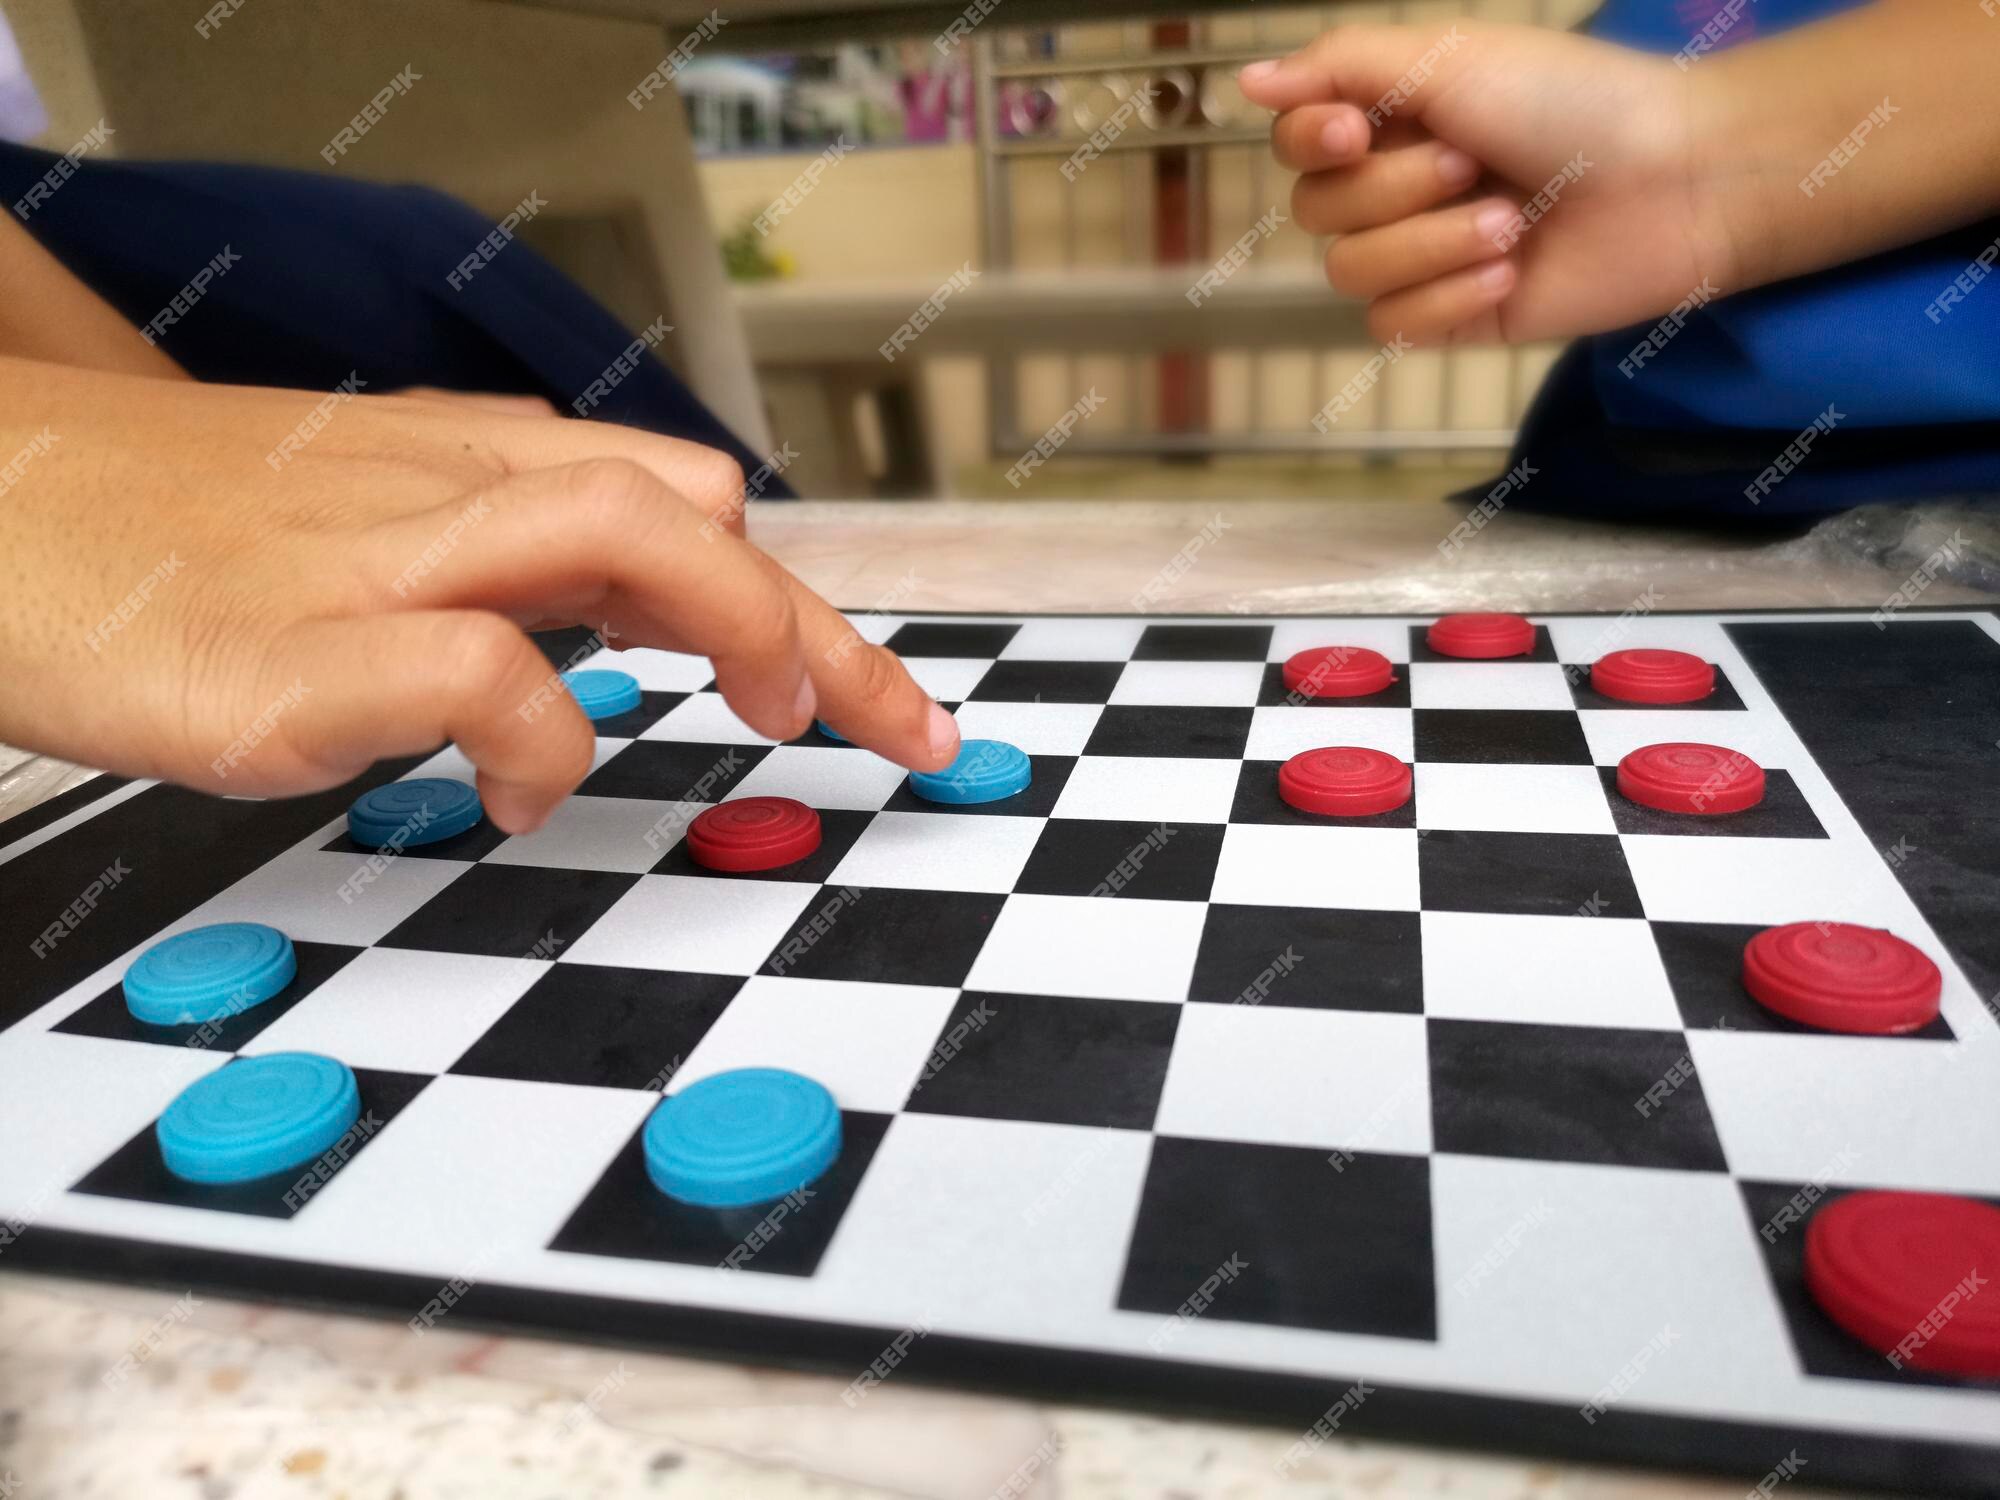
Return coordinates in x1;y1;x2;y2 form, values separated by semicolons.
675;975;960;1112
562;874;817;975
1051;756;1240;825
1155;1005;1431;1153
727;745;910;811
1110;660;1264;708
1210;825;1420;911
1408;662;1577;711
1414;763;1617;836
1420;910;1680;1029
241;947;549;1073
1001;618;1147;661
484;795;688;873
829;811;1044;894
965;894;1204;1003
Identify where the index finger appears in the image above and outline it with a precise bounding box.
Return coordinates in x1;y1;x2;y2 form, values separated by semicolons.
764;561;960;774
1238;24;1462;116
472;405;754;539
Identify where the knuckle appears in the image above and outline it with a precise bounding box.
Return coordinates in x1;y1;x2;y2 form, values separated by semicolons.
736;578;800;653
563;456;665;532
680;449;747;524
445;613;533;704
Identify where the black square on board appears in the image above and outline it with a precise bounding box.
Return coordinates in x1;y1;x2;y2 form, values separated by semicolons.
1598;766;1828;840
1419;830;1643;918
1229;762;1416;830
1406;624;1558;664
1566;667;1747;712
448;964;742;1089
378;864;639;958
54;940;362;1052
755;886;1008;986
1428;1019;1728;1171
1132;624;1273;662
903;991;1180;1129
1084;706;1252;759
966;660;1125;704
1651;920;1953;1040
588;689;686;739
1189;905;1422;1012
1414;709;1592;765
1119;1136;1436;1341
1739;1181;2000;1390
550;1110;891;1276
577;740;772;803
1255;661;1411;708
879;755;1075;817
884;622;1020;658
322;818;513;862
71;1066;430;1219
1016;819;1224;902
650;808;874;883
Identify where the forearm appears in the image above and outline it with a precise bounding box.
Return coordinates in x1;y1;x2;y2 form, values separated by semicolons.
0;215;188;379
1693;0;2000;293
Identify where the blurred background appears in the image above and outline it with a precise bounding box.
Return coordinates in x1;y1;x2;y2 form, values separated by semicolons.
3;0;1592;501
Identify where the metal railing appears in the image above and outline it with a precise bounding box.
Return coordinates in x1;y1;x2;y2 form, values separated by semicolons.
970;1;1583;461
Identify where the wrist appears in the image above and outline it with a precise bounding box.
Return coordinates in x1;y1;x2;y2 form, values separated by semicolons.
1680;59;1773;300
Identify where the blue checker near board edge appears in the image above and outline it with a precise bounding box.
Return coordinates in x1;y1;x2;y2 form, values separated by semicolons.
643;1068;842;1208
123;922;297;1027
156;1052;362;1185
347;777;483;849
908;738;1032;805
561;668;643;721
815;720;847;742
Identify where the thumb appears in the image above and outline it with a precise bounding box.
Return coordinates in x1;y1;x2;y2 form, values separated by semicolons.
1238;22;1474;118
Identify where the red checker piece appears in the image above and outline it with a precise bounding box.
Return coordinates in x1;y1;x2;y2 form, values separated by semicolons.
687;797;822;872
1282;646;1396;699
1742;921;1941;1035
1805;1190;2000;1378
1278;747;1412;817
1426;612;1536;659
1616;742;1765;815
1592;648;1716;704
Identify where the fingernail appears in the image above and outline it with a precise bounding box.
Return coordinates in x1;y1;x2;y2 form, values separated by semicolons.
792;673;817;730
1320;117;1359;156
1475;204;1514;243
1436;148;1478;187
484;787;547;836
1238;59;1279;83
1476;259;1515;292
927;701;960;762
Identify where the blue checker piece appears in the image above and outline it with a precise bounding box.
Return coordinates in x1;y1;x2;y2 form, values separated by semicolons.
561;668;642;721
347;777;483;849
124;922;296;1027
643;1067;842;1208
908;738;1031;805
815;720;847;742
157;1052;362;1185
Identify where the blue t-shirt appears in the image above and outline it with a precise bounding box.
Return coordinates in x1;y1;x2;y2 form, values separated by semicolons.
1583;0;1999;432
